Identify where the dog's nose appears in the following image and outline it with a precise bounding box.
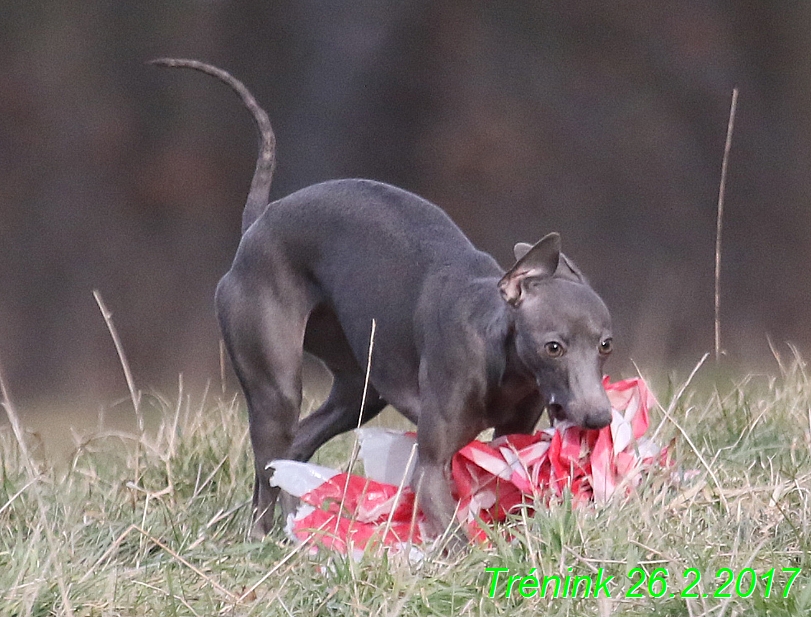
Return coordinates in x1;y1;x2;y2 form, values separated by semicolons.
582;408;612;430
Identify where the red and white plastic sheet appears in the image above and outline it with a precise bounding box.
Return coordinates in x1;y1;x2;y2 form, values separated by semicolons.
269;377;661;555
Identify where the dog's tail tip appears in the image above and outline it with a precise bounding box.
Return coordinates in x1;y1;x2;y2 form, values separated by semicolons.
148;57;203;70
150;57;276;235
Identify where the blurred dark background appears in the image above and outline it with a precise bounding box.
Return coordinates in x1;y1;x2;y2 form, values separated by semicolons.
1;1;809;410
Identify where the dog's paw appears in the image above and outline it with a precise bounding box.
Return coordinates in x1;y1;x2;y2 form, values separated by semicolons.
431;524;470;558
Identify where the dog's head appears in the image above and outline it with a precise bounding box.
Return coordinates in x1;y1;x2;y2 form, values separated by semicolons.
499;233;613;429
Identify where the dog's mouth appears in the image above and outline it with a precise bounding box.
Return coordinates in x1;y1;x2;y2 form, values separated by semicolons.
547;402;565;426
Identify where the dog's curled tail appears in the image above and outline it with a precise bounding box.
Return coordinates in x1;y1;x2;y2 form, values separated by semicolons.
151;58;276;234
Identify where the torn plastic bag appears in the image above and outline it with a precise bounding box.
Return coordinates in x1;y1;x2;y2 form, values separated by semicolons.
269;377;662;554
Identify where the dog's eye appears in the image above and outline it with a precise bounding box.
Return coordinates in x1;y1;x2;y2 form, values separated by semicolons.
544;341;565;358
599;338;613;355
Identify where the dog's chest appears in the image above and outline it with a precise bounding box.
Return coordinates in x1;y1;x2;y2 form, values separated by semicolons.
483;375;539;420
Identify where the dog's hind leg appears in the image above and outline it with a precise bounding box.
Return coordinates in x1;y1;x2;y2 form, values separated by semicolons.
288;373;387;462
216;271;312;539
288;304;387;462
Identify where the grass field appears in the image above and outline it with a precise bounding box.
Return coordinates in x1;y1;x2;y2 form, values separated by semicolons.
2;355;811;616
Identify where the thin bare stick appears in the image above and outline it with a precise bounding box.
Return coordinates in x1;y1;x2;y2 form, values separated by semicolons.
357;318;377;433
335;319;376;536
219;339;227;395
0;367;36;477
93;289;145;490
0;363;75;615
93;290;143;432
714;88;739;363
378;441;418;550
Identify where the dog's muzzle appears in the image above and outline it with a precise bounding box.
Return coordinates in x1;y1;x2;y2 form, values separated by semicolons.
581;409;612;429
546;392;612;430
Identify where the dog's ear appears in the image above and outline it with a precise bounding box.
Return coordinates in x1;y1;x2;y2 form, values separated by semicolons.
555;253;586;283
499;233;561;306
513;242;533;261
515;240;587;284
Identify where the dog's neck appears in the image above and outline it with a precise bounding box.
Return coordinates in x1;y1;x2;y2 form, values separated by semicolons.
456;276;533;390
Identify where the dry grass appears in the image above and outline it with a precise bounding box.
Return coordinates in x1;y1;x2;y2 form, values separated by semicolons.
1;355;811;616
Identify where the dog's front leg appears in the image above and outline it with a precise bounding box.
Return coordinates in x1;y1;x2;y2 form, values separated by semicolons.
413;457;466;552
413;384;484;552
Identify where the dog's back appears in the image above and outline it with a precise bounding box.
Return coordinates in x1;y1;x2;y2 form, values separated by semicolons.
236;177;504;410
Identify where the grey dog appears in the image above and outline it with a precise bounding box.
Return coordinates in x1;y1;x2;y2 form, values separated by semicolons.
153;59;614;546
